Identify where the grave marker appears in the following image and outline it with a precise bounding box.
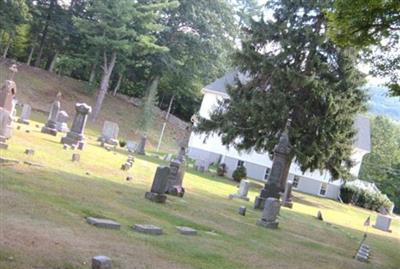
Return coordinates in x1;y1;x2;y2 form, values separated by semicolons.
145;166;170;203
61;103;91;149
18;104;31;125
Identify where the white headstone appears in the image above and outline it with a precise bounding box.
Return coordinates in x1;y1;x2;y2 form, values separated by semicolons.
56;110;69;132
100;120;119;145
238;179;250;197
373;214;392;232
18;104;31;124
126;140;137;152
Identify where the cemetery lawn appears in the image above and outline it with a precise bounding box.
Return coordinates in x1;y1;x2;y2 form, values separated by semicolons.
1;119;399;269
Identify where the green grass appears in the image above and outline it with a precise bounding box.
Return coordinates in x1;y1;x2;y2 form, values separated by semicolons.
0;118;399;269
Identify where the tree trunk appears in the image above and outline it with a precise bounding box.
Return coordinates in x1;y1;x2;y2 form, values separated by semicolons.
89;61;97;84
34;0;56;67
91;51;117;121
112;73;123;96
26;46;34;65
48;51;58;72
2;40;10;59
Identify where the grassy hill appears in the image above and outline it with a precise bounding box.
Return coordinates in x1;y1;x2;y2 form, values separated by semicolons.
0;61;189;153
0;116;399;269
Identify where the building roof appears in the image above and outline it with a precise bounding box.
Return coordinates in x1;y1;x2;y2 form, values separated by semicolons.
202;70;250;96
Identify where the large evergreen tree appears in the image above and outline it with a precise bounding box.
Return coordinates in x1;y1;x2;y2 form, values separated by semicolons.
196;0;367;180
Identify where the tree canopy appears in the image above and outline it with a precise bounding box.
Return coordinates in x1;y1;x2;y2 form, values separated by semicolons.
195;0;368;180
327;0;400;96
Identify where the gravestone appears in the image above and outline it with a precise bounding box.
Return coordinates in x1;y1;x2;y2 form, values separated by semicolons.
41;92;61;136
18;104;31;125
87;217;121;230
145;166;170;203
316;210;323;221
229;179;250;201
98;121;119;146
194;159;207;172
0;78;17;140
176;226;197;235
61;103;91;149
372;214;392;232
257;197;280;229
254;128;292;210
165;159;185;197
282;182;293;208
72;153;80;162
163;153;173;162
135;134;147;155
56;110;69;132
133;224;163;235
126;140;137;152
238;206;246;216
92;256;112;269
24;148;35;155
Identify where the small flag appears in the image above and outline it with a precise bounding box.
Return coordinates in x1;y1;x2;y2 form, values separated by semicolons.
364;216;370;226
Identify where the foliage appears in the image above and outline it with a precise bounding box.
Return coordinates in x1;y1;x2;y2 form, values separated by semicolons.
327;0;400;96
359;116;400;213
195;0;367;180
232;165;247;182
340;184;393;213
119;139;126;148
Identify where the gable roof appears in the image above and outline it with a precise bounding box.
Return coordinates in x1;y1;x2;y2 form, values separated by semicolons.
202;70;250;96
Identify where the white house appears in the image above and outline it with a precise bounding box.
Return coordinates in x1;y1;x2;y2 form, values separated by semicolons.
188;71;371;199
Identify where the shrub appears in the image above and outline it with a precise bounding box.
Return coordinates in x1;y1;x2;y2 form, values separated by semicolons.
232;166;247;182
217;163;227;177
341;183;393;213
119;140;126;148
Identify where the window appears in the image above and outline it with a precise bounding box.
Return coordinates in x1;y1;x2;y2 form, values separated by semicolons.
320;183;328;196
237;160;244;168
264;168;271;180
292;176;300;188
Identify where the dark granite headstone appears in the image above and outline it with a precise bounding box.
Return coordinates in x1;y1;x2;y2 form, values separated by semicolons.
145;166;170;203
61;103;91;148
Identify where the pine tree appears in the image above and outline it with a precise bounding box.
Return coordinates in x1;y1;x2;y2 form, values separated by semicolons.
195;0;367;180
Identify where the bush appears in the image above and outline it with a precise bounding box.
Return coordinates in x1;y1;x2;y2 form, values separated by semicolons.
217;163;227;177
232;166;247;182
340;183;393;213
119;140;126;148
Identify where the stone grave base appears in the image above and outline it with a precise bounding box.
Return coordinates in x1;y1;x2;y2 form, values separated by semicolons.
257;219;279;229
229;193;250;201
17;119;29;125
133;224;163;235
145;192;167;203
166;186;185;197
86;217;121;230
61;135;84;149
41;126;57;136
282;201;293;208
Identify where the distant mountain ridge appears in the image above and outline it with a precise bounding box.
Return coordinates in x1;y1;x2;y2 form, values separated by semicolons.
365;84;400;121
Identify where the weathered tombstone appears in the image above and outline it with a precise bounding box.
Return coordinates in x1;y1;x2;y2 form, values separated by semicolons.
98;120;119;146
176;226;197;235
133;224;163;235
254;128;292;210
282;182;293;208
0;76;17;140
316;210;323;221
165;159;185;197
372;214;392;232
72;153;80;162
87;217;121;230
126;140;137;152
238;206;246;216
41;92;61;136
61;103;91;149
257;197;280;229
92;256;112;269
18;104;31;125
56;110;69;132
135;134;147;155
145;166;170;203
229;179;250;201
194;159;206;172
24;148;35;155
